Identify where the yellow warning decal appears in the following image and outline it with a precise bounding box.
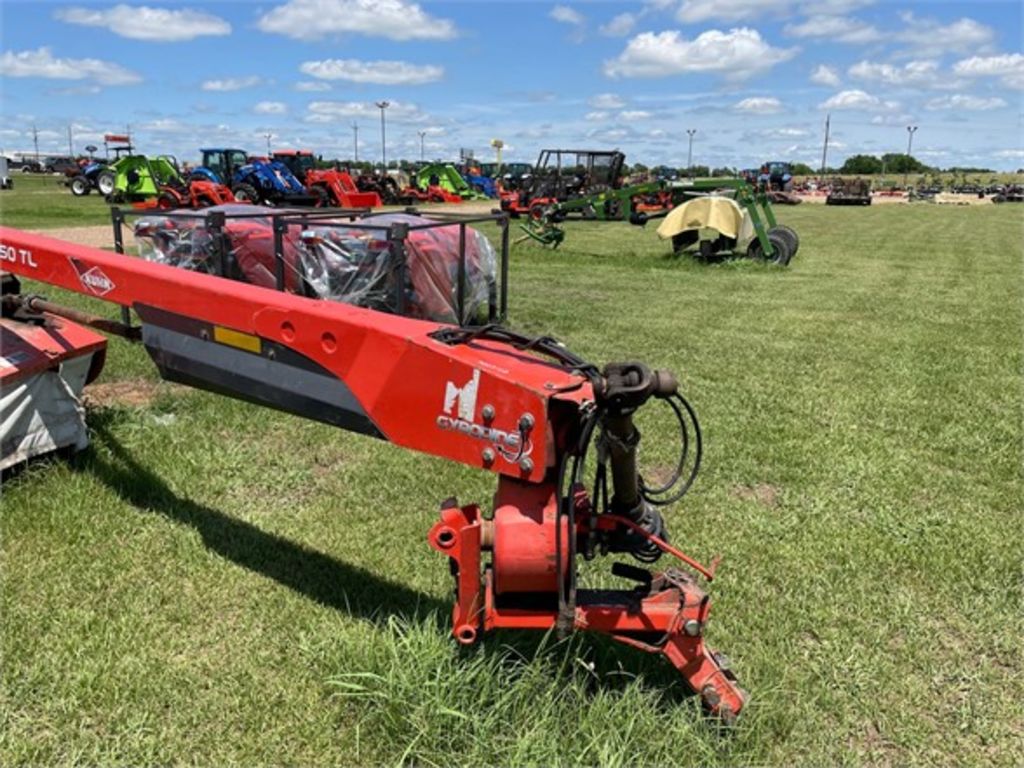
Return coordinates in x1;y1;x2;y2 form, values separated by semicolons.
213;326;261;354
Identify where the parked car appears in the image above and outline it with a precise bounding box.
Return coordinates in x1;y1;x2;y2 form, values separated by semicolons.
43;156;80;174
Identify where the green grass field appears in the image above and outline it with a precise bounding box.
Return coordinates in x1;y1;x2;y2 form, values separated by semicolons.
2;178;1022;766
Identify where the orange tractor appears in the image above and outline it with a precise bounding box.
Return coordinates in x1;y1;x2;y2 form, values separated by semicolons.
272;150;381;208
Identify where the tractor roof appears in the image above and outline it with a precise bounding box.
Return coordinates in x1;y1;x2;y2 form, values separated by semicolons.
200;148;247;153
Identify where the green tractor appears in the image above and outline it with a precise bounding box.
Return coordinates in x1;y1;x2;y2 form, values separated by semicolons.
415;163;488;201
96;154;182;203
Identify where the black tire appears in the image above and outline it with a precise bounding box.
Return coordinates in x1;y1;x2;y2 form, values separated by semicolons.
157;191;179;210
232;182;260;204
698;239;715;261
311;184;331;208
769;225;799;258
671;230;698;255
96;170;116;196
748;231;792;266
70;176;91;196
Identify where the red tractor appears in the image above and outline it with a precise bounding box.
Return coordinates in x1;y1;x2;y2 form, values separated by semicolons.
272;150;381;208
144;178;238;211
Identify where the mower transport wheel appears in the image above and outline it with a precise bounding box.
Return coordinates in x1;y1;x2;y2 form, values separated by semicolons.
769;225;799;258
70;176;90;196
748;231;792;266
96;170;116;197
232;182;260;204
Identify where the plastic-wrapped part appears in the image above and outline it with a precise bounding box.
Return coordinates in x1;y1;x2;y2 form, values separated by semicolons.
134;205;309;292
301;213;497;324
132;206;498;324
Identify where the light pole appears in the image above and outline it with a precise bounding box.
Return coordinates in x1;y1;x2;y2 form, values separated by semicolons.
352;122;359;164
820;113;831;176
265;132;272;156
375;100;390;173
904;125;918;187
418;130;426;162
686;129;697;176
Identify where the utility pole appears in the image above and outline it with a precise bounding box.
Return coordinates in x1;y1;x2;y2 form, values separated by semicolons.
904;125;918;187
67;125;74;157
265;132;272;155
417;130;426;162
351;122;359;164
820;113;830;176
375;101;390;173
686;129;697;176
32;125;39;166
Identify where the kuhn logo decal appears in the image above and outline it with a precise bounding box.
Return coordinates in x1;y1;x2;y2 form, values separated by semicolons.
436;369;531;461
69;257;116;296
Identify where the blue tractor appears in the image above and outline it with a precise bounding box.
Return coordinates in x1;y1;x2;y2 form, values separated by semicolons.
192;148;323;206
460;167;499;198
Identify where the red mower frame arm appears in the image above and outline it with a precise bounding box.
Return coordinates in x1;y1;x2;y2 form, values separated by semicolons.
0;225;590;482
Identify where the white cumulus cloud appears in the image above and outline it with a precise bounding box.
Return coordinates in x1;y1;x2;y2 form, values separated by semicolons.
619;110;652;121
550;5;585;25
848;60;949;89
604;28;796;80
953;53;1024;90
895;13;994;57
294;81;331;92
201;76;262;92
677;0;791;24
734;96;783;114
257;0;456;41
925;94;1007;111
600;12;636;37
810;64;841;87
254;101;288;115
299;59;443;85
55;4;231;41
819;89;899;112
785;15;882;44
305;100;427;124
0;47;140;85
589;93;626;109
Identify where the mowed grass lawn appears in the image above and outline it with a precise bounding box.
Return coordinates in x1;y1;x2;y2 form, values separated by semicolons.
2;178;1022;766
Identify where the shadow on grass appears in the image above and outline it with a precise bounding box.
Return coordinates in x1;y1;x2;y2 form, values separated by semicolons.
71;412;712;708
76;415;448;624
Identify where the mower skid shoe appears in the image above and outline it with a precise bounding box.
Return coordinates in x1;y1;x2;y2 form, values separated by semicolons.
640;569;747;723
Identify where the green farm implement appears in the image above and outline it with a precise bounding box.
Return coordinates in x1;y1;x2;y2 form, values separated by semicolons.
516;177;798;265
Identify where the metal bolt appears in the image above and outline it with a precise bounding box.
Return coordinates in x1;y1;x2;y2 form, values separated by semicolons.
482;448;495;464
519;457;534;473
684;620;702;637
481;404;495;422
518;413;535;432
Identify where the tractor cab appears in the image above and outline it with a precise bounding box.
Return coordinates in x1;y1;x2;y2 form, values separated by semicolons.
270;149;317;184
529;149;625;200
198;148;249;186
760;161;793;192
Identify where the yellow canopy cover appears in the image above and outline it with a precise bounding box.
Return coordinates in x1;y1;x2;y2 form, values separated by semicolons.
656;196;750;243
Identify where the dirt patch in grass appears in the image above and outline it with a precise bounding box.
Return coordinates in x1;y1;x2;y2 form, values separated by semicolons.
730;482;781;507
28;225;131;250
84;379;168;408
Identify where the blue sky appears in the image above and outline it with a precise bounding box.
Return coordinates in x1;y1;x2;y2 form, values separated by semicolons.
1;0;1021;170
